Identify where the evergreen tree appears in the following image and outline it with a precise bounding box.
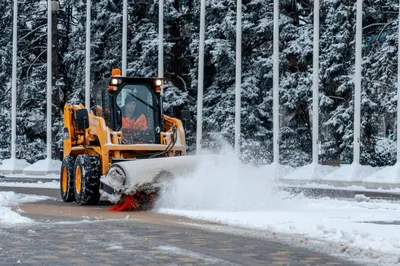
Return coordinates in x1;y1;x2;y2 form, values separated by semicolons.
16;0;48;162
360;0;398;166
0;0;12;160
319;0;356;165
0;0;399;167
278;0;314;166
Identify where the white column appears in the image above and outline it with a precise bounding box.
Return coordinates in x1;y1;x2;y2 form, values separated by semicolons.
46;0;52;159
158;0;163;80
11;0;18;160
235;0;242;156
354;0;363;164
397;0;400;162
85;0;91;109
122;0;127;76
312;0;320;164
273;0;280;163
196;0;206;154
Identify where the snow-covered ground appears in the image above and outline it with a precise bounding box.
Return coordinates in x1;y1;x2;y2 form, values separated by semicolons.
1;151;400;264
155;154;400;265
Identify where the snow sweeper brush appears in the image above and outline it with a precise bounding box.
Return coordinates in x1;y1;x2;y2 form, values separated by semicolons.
100;155;214;211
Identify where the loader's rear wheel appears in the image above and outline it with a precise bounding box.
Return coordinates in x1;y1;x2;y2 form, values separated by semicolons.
60;156;75;202
74;155;101;205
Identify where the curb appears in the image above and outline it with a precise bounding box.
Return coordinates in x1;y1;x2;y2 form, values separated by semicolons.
282;186;400;201
0;176;59;183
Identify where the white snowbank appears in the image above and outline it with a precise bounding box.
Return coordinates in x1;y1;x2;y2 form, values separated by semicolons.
282;162;337;181
23;158;61;176
0;180;59;189
0;158;31;175
364;162;400;188
0;191;49;226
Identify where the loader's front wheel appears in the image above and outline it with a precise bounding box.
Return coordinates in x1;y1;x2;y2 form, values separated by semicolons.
74;155;101;205
60;156;75;202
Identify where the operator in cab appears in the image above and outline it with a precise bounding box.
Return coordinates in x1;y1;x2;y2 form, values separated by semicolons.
121;95;148;131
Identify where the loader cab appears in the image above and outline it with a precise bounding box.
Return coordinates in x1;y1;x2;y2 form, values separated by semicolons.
95;69;163;145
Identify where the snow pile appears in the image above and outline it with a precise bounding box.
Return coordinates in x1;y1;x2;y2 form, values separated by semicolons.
364;162;400;188
0;191;49;226
321;163;380;184
0;158;31;175
282;162;337;181
0;180;59;189
155;152;400;265
23;158;61;176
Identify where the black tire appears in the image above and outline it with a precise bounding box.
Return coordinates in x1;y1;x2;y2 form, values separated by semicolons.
74;155;101;205
60;156;76;202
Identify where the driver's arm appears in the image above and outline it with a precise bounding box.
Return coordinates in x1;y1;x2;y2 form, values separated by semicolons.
121;116;132;129
133;114;148;130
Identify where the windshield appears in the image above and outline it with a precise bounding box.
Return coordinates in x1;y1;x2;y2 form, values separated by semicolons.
116;84;156;144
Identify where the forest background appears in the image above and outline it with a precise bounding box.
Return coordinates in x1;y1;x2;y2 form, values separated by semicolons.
0;0;398;167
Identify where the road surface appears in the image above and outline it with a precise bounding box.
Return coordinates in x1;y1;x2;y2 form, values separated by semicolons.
0;186;360;265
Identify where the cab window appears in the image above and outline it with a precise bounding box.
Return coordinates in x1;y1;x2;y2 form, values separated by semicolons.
116;84;155;144
93;79;110;127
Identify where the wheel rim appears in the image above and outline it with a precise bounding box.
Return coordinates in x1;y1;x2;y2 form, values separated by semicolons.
75;165;82;194
61;167;68;193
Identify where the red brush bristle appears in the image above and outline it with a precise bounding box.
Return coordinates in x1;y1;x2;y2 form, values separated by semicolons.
109;192;156;212
109;195;139;212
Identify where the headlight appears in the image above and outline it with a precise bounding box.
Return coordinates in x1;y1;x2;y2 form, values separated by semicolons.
155;79;162;86
111;78;119;85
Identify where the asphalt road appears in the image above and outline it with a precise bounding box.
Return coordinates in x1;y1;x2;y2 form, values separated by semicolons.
0;186;361;266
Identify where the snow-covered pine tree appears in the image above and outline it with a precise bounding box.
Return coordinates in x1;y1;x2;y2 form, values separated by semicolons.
16;0;48;162
126;0;191;147
319;0;398;167
360;0;398;166
91;0;123;80
278;0;314;167
239;0;275;164
319;0;356;165
0;0;399;167
62;0;90;106
0;0;12;160
186;0;237;153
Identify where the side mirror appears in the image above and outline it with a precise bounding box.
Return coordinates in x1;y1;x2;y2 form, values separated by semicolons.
75;109;90;130
181;108;191;131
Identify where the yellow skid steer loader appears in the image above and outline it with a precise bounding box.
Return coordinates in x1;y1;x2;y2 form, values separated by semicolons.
60;69;196;211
